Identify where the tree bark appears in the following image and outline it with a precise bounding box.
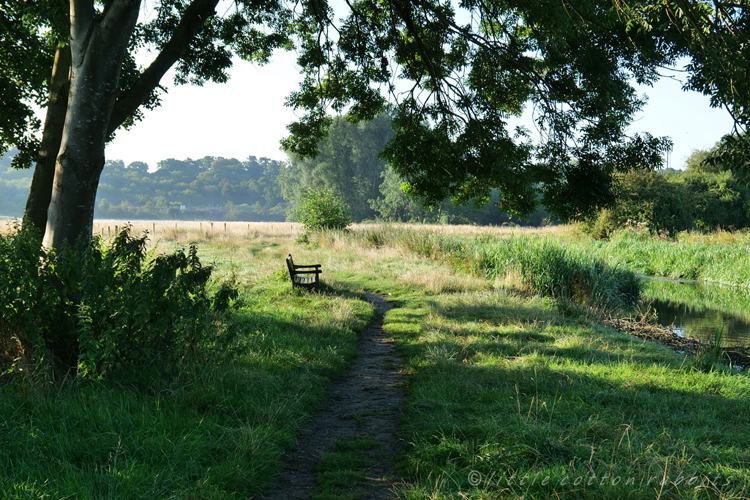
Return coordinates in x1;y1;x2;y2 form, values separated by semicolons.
23;43;71;234
43;0;141;250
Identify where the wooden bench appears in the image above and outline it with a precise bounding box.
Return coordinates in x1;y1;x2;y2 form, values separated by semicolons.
286;254;322;290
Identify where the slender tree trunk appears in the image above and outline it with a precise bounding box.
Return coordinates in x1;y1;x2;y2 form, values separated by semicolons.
23;43;71;234
43;0;141;250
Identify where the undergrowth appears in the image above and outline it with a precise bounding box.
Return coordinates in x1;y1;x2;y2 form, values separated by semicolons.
0;225;237;382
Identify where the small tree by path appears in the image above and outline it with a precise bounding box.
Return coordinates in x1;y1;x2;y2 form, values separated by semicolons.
292;187;353;232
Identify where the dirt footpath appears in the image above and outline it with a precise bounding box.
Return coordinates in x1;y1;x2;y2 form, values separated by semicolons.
261;292;406;499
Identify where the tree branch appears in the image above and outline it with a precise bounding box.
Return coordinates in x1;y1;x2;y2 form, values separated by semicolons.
99;0;142;42
70;0;95;57
107;0;220;135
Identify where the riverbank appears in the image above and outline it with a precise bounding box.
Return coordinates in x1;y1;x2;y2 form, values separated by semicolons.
570;228;750;289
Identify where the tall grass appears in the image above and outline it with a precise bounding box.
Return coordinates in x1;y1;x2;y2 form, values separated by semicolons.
572;229;750;288
288;230;750;499
349;226;642;312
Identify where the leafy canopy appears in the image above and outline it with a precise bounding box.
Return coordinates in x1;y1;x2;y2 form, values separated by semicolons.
283;0;674;221
2;0;677;222
0;0;292;169
616;1;750;179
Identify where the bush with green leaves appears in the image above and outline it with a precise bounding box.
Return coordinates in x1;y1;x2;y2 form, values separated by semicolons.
582;147;750;238
292;187;352;231
0;225;236;381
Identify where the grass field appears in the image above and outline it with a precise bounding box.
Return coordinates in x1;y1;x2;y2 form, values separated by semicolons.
2;222;749;498
91;219;574;241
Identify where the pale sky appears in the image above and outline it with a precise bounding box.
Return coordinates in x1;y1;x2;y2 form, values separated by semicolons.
105;50;736;171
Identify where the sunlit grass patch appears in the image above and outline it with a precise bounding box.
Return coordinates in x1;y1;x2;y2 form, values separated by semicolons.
385;284;750;499
397;268;490;295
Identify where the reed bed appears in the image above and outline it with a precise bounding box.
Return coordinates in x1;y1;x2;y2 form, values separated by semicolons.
571;230;750;288
345;226;642;312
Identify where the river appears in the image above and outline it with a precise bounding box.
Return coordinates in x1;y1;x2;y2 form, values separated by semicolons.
644;278;750;348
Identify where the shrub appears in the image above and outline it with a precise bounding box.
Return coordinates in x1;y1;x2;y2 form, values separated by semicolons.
582;166;750;237
292;187;352;231
0;225;236;381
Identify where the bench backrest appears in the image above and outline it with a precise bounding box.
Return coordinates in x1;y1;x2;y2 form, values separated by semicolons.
286;254;295;278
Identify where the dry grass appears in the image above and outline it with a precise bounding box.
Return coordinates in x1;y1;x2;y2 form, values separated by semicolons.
397;267;490;294
0;217;19;235
1;218;575;247
94;220;574;243
675;227;750;245
355;222;575;237
93;220;305;241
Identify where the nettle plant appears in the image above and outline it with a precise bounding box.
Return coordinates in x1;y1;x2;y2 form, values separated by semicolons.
0;225;237;381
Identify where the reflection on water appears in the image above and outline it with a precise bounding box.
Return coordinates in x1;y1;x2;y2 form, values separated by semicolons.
644;279;750;348
650;299;750;347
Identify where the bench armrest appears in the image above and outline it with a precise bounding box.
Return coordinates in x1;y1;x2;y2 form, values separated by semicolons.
293;264;321;269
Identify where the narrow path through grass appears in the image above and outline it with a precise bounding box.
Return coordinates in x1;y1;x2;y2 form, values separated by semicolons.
261;292;406;500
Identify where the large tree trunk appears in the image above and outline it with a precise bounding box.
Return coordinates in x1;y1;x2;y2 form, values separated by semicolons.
23;43;71;234
40;0;142;373
42;0;141;250
23;0;219;244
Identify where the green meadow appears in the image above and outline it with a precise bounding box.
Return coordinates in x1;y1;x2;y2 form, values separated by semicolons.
2;224;750;499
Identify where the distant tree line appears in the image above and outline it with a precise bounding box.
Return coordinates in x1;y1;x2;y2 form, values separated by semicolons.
1;152;288;221
0;157;31;218
583;145;750;237
0;115;550;225
96;156;287;221
6;128;750;232
7;123;750;232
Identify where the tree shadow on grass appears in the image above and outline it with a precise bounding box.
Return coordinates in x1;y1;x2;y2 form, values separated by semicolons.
392;297;750;499
424;297;689;367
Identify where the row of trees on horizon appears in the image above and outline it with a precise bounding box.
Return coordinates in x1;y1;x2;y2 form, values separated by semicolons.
0;116;547;226
3;114;750;233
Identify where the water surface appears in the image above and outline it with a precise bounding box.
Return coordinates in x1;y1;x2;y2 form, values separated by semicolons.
644;279;750;348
